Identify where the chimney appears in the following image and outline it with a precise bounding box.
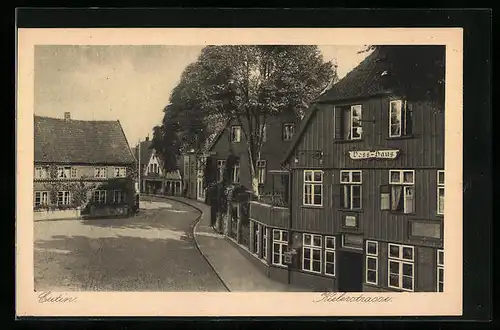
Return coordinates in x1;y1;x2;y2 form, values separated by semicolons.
64;112;71;120
145;136;149;141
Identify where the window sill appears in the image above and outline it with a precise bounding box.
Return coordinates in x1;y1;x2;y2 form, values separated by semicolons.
387;135;415;140
338;209;363;213
387;211;416;216
333;139;365;144
301;205;324;209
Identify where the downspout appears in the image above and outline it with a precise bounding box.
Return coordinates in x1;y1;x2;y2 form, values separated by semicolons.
287;169;293;285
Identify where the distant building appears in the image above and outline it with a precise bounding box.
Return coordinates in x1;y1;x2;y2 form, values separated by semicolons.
133;137;183;196
34;112;137;220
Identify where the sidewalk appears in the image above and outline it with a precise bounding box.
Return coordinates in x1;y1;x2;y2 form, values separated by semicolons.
153;195;305;292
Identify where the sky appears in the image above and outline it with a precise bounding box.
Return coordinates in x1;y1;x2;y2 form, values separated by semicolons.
34;45;372;147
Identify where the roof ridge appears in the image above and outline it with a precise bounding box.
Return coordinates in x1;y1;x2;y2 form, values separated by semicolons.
34;114;120;123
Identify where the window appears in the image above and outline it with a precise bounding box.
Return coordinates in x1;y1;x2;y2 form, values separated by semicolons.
114;167;127;178
257;160;267;184
388;243;414;291
71;167;78;178
342;234;364;250
57;166;71;179
113;190;125;203
383;170;415;213
389;100;412;137
260;124;267;142
335;105;363;140
262;227;268;261
252;222;261;255
230;125;241;143
232;161;240;183
437;249;444;292
34;166;48;179
94;167;107;178
366;240;379;285
302;234;322;273
303;170;323;206
340;170;362;209
93;190;106;204
324;236;336;276
272;229;288;266
283;123;295;141
57;191;70;205
437;170;445;215
216;160;226;182
34;191;49;206
183;156;190;178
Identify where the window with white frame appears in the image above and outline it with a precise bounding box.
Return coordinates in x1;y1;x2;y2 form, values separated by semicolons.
437;170;445;215
272;229;288;266
324;236;336;276
388;243;415;291
216;160;226;182
262;227;268;261
94;167;107;178
252;222;260;255
230;125;241;143
57;166;71;179
257;160;266;184
34;191;49;206
260;124;267;142
437;249;444;292
303;170;323;206
340;170;362;209
336;105;363;140
283;123;295;141
34;166;48;179
389;100;412;137
57;191;70;205
113;190;125;203
366;240;379;285
384;170;415;213
302;234;322;273
93;190;106;204
232;161;240;183
114;167;127;178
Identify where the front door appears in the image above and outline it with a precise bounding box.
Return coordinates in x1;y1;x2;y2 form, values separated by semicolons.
337;251;364;292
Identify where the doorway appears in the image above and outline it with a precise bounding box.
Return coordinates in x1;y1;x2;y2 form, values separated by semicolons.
337;250;364;292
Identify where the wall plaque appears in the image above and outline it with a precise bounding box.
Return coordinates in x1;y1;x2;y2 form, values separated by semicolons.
348;149;400;160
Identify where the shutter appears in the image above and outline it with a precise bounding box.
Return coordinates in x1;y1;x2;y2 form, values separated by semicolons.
405;101;413;136
380;184;391;210
332;184;342;209
334;106;342;140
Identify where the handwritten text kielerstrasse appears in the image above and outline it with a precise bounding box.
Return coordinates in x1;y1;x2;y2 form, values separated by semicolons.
314;292;393;303
38;291;77;303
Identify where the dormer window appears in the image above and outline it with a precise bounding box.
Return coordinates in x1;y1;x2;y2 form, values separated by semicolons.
389;100;413;138
334;105;363;141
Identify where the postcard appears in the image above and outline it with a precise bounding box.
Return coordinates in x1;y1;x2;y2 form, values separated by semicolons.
16;27;463;317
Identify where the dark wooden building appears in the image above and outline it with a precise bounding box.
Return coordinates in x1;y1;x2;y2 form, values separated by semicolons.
248;45;446;292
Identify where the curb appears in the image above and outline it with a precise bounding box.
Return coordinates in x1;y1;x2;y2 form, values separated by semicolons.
143;194;231;292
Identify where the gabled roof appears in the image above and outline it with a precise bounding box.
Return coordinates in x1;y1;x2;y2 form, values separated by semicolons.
134;140;153;166
205;117;232;153
280;103;319;164
282;45;442;164
34;115;135;164
314;47;392;103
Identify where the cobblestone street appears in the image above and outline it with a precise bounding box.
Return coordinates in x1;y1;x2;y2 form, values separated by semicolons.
34;196;226;292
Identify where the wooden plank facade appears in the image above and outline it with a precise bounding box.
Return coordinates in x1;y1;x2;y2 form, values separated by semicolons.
247;46;446;292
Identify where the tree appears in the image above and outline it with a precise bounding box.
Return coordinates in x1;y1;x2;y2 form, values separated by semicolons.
166;45;335;198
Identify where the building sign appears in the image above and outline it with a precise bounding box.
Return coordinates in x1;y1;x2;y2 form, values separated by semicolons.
348;149;400;160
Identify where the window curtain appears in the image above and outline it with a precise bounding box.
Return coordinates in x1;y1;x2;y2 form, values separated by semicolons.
391;186;403;210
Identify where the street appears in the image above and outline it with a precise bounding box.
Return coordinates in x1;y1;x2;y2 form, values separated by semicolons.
34;196;227;292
